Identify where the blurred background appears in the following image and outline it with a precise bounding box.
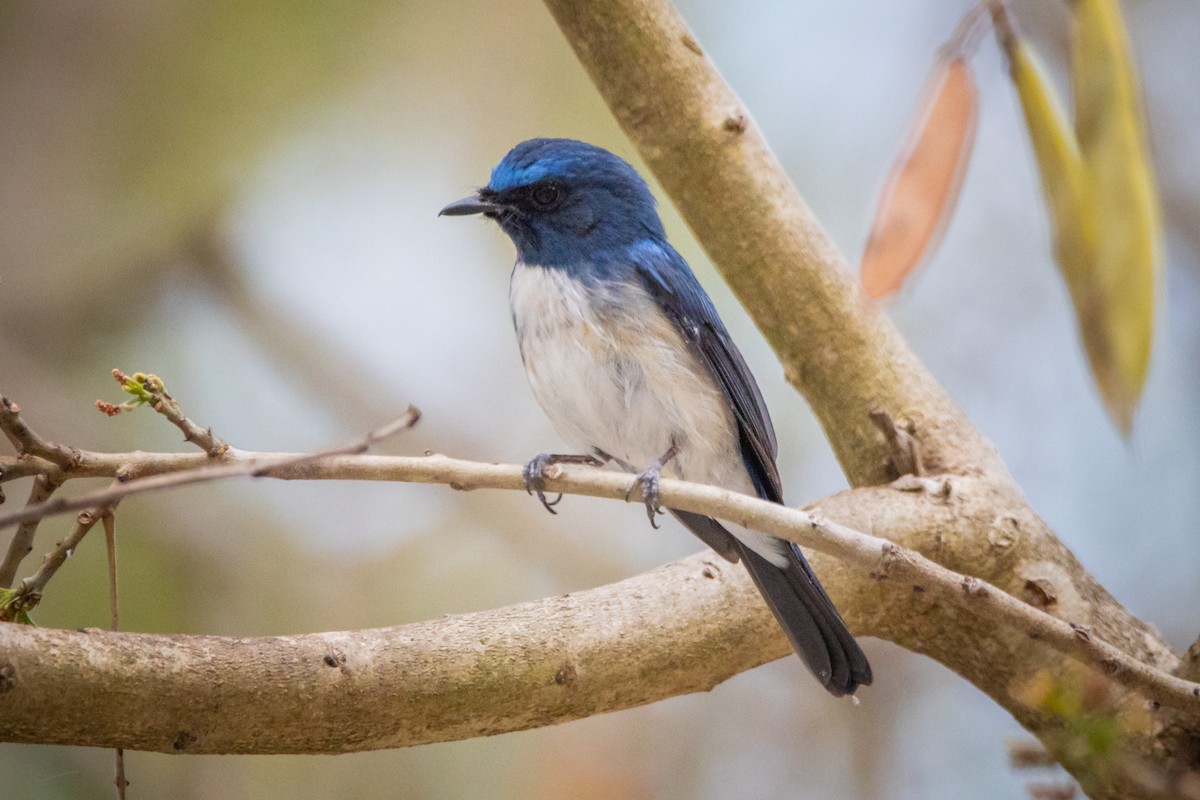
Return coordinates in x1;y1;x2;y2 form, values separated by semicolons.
2;1;1198;798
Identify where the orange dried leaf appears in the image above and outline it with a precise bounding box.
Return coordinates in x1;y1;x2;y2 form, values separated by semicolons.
861;54;978;301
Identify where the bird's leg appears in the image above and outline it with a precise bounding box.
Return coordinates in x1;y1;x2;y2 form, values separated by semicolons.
523;451;609;514
626;443;678;529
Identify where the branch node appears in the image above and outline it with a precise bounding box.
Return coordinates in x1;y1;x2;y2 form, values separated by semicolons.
1022;578;1058;610
680;33;703;56
0;661;16;694
322;650;347;672
870;405;925;479
1;397;78;467
172;730;198;752
722;110;747;134
988;514;1022;552
871;540;907;582
555;662;579;687
961;576;989;597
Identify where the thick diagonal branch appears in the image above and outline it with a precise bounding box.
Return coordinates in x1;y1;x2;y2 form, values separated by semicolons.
542;0;1005;486
536;2;1197;794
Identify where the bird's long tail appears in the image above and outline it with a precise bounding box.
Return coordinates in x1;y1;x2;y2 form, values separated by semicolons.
672;509;871;696
733;537;872;696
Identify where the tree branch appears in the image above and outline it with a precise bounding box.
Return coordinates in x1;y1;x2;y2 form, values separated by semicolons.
0;473;60;588
541;0;1005;486
5;504;113;617
0;454;1195;754
0;551;775;754
534;2;1200;795
0;408;421;532
103;369;231;455
0;445;1193;709
1;396;79;467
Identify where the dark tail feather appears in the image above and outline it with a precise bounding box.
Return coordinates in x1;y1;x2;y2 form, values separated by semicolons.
668;509;741;562
733;538;872;696
670;509;871;696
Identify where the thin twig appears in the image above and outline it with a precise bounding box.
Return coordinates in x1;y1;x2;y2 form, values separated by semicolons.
103;512;127;800
869;406;924;478
250;405;420;476
0;409;422;531
2;505;111;619
114;749;128;800
0;413;419;616
0;455;64;484
108;370;229;457
104;512;119;632
0;462;264;530
0;473;60;587
0;396;79;466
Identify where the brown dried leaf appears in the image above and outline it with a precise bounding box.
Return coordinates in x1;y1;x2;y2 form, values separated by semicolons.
860;53;978;301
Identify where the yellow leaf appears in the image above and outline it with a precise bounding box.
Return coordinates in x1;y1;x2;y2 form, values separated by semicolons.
1070;0;1161;433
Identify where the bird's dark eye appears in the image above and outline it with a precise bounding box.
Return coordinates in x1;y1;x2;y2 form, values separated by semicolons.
529;183;562;210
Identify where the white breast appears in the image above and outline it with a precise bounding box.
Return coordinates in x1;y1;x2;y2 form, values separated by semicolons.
508;262;742;485
509;261;788;568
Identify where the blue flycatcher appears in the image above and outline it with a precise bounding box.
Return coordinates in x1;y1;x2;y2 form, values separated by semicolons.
442;138;871;696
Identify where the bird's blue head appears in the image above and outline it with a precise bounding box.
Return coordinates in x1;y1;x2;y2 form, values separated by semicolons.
440;138;666;267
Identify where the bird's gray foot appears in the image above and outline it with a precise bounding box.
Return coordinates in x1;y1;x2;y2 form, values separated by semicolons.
522;452;606;514
625;444;678;529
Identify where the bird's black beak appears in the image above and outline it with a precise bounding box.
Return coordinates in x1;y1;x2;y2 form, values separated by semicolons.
439;194;502;217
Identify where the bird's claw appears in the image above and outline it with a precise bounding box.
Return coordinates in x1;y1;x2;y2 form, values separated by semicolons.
522;453;560;515
627;467;665;529
523;451;608;515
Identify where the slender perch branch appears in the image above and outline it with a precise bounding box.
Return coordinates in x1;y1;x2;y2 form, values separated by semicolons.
0;408;421;531
0;418;1187;707
0;408;421;620
0;454;1195;755
0;450;1190;705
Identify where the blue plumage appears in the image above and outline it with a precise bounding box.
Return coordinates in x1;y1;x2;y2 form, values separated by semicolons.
441;138;871;696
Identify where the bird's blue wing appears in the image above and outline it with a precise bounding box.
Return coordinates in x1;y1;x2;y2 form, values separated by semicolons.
632;241;782;504
633;241;871;696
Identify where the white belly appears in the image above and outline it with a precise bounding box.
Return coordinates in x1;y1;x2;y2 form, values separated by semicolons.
508;261;788;568
509;262;743;485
